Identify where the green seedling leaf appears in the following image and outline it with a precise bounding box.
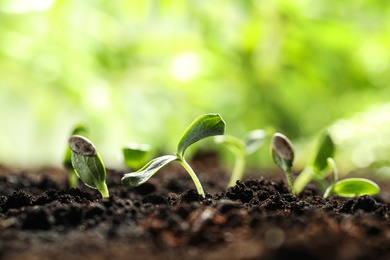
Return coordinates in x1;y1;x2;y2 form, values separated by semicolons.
71;124;89;137
63;124;89;188
64;124;89;169
271;133;295;194
245;129;266;154
122;113;226;198
121;155;178;186
323;178;380;198
123;143;151;170
177;113;225;158
271;133;294;170
312;132;335;174
68;135;109;198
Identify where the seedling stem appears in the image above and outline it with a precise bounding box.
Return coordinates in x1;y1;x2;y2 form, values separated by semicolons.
179;156;205;196
285;167;295;195
271;133;295;194
229;153;245;187
215;130;266;187
121;113;226;198
97;181;109;198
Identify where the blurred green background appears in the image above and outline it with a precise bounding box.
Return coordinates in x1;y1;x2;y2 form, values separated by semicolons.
1;0;390;177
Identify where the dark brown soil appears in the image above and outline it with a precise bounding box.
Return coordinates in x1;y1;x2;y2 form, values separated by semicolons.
0;154;389;260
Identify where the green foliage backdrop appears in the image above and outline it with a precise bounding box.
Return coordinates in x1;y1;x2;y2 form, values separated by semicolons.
0;1;389;175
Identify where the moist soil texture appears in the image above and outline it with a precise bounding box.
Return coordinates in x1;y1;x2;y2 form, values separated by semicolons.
0;153;390;260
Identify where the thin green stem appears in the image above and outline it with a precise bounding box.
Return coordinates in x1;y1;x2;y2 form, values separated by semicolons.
284;167;295;195
179;158;205;198
293;166;312;194
323;185;333;198
98;182;109;199
228;153;245;187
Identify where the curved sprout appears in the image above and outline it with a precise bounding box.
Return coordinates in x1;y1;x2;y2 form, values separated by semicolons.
68;135;109;198
122;113;226;198
215;129;266;187
271;133;295;194
122;143;151;170
294;131;335;194
63;124;89;188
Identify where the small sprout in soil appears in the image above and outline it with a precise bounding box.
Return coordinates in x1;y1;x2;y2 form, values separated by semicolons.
294;131;335;193
122;143;151;170
270;132;379;198
323;158;380;198
270;133;295;194
121;113;226;197
215;129;266;187
326;157;338;184
63;124;89;188
68;135;109;198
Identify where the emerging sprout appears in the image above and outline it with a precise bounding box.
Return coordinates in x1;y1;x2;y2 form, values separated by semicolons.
68;135;109;198
122;143;151;170
323;158;380;198
270;132;379;198
215;129;266;187
63;124;89;188
326;157;338;184
270;133;295;194
121;113;226;198
294;131;335;193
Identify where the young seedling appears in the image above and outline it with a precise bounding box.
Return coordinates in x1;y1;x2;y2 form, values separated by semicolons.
63;124;89;188
121;113;226;197
122;143;151;170
294;131;335;193
68;135;109;198
215;129;266;187
270;133;295;194
323;158;380;198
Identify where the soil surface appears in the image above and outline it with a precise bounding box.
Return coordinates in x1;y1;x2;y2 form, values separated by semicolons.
0;153;390;260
